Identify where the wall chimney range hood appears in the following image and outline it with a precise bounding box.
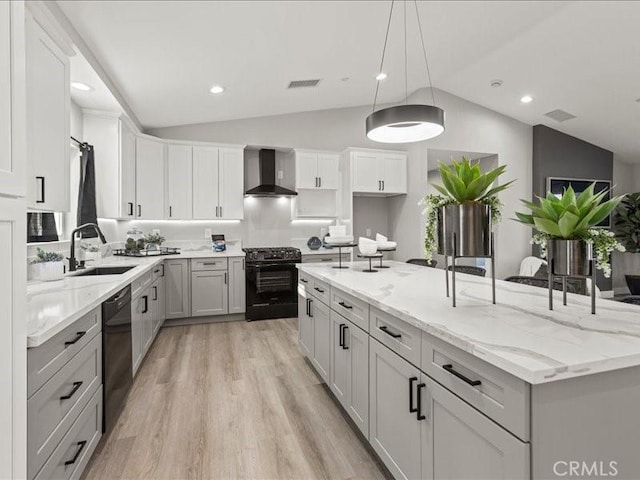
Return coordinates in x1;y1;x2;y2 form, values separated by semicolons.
245;149;297;197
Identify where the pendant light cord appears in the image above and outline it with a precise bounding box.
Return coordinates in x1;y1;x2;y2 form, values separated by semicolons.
372;0;395;112
414;0;437;106
404;0;408;105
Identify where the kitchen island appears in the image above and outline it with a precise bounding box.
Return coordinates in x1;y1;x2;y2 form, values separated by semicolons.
297;261;640;480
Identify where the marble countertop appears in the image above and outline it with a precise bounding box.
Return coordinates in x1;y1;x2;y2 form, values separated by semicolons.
27;247;244;348
298;261;640;384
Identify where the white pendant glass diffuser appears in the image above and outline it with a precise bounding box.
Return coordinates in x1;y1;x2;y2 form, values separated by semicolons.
366;1;445;143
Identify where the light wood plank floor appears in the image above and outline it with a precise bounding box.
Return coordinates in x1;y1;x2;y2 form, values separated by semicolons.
84;318;390;480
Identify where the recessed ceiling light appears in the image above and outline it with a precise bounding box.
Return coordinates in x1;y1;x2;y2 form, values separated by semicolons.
209;85;225;94
71;81;93;92
376;72;387;81
490;79;503;88
520;95;533;104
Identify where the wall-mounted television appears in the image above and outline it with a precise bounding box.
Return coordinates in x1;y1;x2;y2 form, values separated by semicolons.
546;177;612;228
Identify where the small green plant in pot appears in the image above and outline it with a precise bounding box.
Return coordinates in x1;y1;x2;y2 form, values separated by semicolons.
143;232;165;251
31;248;65;281
514;183;624;278
614;192;640;293
421;157;514;261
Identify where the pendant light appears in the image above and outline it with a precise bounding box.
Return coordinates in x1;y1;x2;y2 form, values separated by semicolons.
366;0;445;143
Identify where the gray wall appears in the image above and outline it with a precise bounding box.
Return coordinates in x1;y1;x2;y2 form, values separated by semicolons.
532;125;613;290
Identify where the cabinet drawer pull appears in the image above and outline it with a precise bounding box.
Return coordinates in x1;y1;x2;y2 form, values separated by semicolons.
36;176;45;203
416;383;426;421
314;287;325;293
338;301;353;310
380;325;401;339
409;376;418;413
442;364;482;387
64;440;87;466
300;278;308;283
64;331;87;347
60;381;83;400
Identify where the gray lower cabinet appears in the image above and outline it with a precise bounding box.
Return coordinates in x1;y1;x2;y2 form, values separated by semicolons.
421;376;529;480
27;307;102;480
330;310;369;438
310;296;331;382
369;337;422;480
228;256;246;314
191;270;228;316
152;276;166;335
131;290;146;375
298;294;313;357
165;259;190;319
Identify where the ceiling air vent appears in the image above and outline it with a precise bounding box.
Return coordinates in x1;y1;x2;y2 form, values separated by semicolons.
544;109;577;122
287;79;321;89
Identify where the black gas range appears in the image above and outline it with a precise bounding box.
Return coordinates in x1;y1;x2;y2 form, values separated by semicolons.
242;247;301;321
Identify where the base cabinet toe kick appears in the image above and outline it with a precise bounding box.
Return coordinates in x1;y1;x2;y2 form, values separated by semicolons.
297;271;640;480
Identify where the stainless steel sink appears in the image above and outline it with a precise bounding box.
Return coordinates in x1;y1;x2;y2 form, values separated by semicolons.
71;266;136;276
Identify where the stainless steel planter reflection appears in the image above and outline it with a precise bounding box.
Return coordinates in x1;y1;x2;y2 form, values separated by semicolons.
549;239;593;276
437;203;492;257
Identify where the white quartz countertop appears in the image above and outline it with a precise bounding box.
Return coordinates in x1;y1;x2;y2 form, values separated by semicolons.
298;261;640;384
27;248;244;348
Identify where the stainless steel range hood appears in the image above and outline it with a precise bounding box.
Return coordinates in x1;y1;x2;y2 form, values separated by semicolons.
244;149;297;197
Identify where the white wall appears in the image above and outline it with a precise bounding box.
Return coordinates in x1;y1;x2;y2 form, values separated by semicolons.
389;88;533;278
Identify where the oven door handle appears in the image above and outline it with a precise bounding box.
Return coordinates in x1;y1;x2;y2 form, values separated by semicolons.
250;263;297;269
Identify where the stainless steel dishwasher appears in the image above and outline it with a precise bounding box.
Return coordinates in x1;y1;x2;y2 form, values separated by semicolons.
101;285;132;433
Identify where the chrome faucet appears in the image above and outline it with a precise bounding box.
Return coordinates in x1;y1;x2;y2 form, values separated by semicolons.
69;223;107;271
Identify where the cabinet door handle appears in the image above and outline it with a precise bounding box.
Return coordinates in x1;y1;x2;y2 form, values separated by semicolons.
380;325;401;339
409;376;418;413
64;440;87;466
338;301;353;310
142;295;149;313
315;177;318;188
64;331;86;347
160;264;165;277
416;382;427;421
339;323;345;347
382;180;385;191
153;286;158;301
314;287;325;293
128;202;134;216
442;364;482;387
319;177;322;188
342;324;349;350
215;206;219;217
308;299;313;317
219;206;223;217
306;298;310;316
169;206;172;217
137;205;142;217
36;176;45;203
224;272;227;284
60;381;83;400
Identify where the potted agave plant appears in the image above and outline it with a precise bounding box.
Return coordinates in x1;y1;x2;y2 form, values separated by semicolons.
422;157;514;260
31;248;65;281
614;192;640;294
515;183;624;279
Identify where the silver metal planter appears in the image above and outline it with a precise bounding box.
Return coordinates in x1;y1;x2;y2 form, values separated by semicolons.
547;238;597;314
437;203;495;307
438;203;492;257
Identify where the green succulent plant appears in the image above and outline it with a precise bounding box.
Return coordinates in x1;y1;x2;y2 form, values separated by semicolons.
433;157;515;204
515;183;623;239
144;232;165;245
614;192;640;253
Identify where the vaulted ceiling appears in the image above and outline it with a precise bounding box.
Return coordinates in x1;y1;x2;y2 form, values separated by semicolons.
58;1;640;162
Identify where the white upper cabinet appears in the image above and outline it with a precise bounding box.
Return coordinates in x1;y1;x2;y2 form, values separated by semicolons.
0;1;25;198
25;12;70;211
294;150;339;190
135;136;165;220
349;149;407;195
166;144;193;219
83;113;137;219
193;146;244;220
218;147;244;220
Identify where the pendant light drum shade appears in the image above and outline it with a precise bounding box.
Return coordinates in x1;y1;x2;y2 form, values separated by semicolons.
366;104;445;143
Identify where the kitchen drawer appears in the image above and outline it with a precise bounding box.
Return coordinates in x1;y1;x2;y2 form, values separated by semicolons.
309;276;330;305
299;270;311;287
132;270;152;298
191;257;228;271
302;253;349;264
422;332;530;441
27;307;101;398
151;262;164;281
33;387;102;480
28;333;102;480
330;287;369;332
370;306;421;367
